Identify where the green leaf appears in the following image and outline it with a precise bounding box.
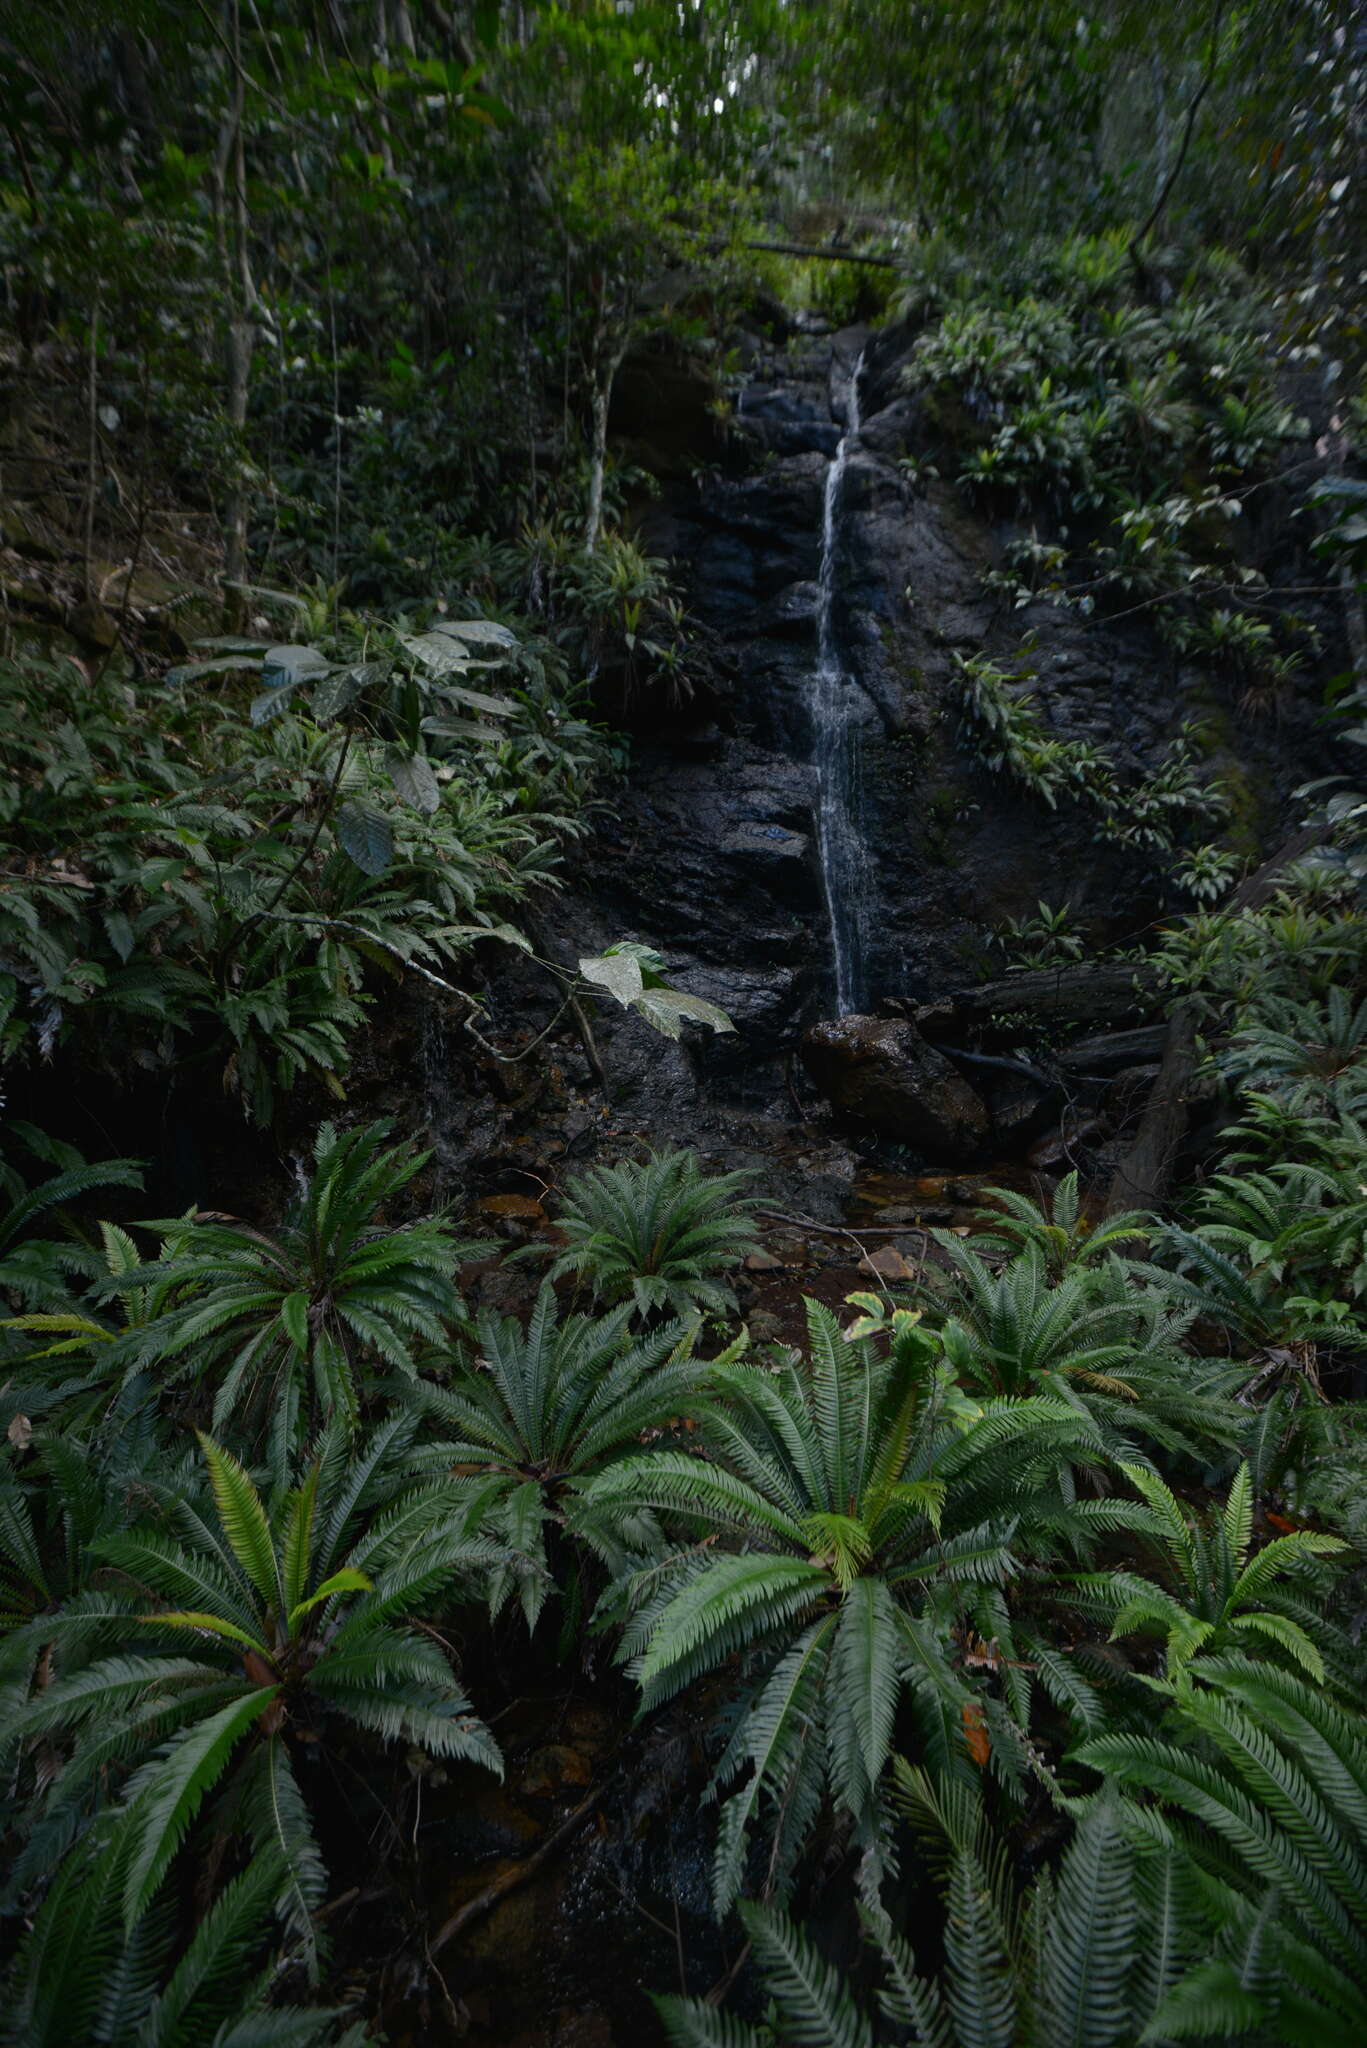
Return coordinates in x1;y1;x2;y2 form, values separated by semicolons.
122;1685;278;1928
634;988;737;1038
286;1568;372;1634
385;746;441;815
261;645;330;687
163;655;260;686
249;680;305;726
400;629;480;674
430;617;518;647
101;908;135;962
197;1433;280;1612
738;1900;875;2048
143;1611;271;1656
281;1465;319;1618
336;801;394;875
280;1291;311;1355
579;951;645;1007
312;664;382;722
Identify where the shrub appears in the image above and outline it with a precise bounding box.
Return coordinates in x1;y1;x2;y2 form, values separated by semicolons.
549;1150;760;1321
111;1122;483;1465
587;1300;1122;1910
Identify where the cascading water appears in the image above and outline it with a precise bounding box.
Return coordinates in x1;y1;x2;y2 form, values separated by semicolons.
812;350;871;1015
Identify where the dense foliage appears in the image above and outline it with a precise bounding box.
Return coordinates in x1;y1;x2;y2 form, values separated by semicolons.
2;0;1366;2042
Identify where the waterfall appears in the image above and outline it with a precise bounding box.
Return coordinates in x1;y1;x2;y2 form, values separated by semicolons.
812;350;870;1015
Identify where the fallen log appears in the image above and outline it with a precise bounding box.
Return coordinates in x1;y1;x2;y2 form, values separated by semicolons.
918;963;1161;1042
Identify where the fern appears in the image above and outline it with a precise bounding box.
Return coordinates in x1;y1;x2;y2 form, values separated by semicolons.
1067;1462;1346;1682
659;1788;1202;2048
106;1121;484;1462
916;1236;1243;1463
589;1298;1115;1909
5;1428;500;2023
413;1284;702;1631
1075;1658;1367;2044
548;1149;760;1321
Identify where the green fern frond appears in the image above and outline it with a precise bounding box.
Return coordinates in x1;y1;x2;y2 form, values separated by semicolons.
120;1685;278;1929
196;1437;282;1614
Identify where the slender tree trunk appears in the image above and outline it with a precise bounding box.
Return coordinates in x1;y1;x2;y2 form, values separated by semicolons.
374;1;395;176
217;0;256;615
1150;51;1169;203
83;299;101;601
1127;0;1228;283
223;314;253;598
583;323;626;555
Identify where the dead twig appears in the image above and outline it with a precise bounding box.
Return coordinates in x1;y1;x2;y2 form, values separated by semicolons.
428;1777;609;1957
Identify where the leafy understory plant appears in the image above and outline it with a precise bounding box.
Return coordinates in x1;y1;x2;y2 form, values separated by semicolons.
1075;1658;1367;2045
0;642;585;1121
5;1425;501;2000
411;1285;704;1632
0;1124;143;1315
8;1824;375;2047
657;1779;1210;2048
991;897;1086;972
950;645;1227;855
916;1230;1241;1462
1069;1461;1347;1681
549;1148;760;1320
578;940;736;1041
961;1170;1151;1280
587;1300;1116;1911
114;1121;484;1464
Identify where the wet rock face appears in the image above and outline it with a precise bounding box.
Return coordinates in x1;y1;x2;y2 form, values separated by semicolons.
543;312;1340;1143
802;1015;990;1160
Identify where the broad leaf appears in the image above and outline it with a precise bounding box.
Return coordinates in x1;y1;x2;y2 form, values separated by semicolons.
579;951;645;1007
385;746;441;815
261;645;330;687
635;988;737;1039
337;801;394;876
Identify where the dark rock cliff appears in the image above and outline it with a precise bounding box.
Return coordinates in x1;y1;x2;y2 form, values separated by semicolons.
543;315;1337;1152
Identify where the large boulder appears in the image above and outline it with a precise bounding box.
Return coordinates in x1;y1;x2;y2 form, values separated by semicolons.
802;1016;990;1161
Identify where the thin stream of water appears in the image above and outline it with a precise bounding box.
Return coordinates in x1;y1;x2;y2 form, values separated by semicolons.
812;350;870;1015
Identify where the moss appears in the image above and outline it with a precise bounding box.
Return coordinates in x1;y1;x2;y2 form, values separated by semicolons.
1169;702;1266;860
1219;754;1266;861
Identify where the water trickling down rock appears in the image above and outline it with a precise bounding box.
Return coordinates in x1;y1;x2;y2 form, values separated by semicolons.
811;351;872;1015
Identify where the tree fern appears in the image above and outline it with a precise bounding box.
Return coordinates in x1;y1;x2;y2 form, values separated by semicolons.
103;1121;484;1466
589;1299;1113;1909
548;1148;760;1320
411;1284;701;1631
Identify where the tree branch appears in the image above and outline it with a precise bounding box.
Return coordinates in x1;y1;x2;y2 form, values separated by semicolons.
1128;0;1229;269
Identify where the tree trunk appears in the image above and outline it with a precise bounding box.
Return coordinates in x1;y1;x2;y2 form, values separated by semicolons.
223;313;253;597
583;331;626;554
216;0;256;617
1102;827;1329;1216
